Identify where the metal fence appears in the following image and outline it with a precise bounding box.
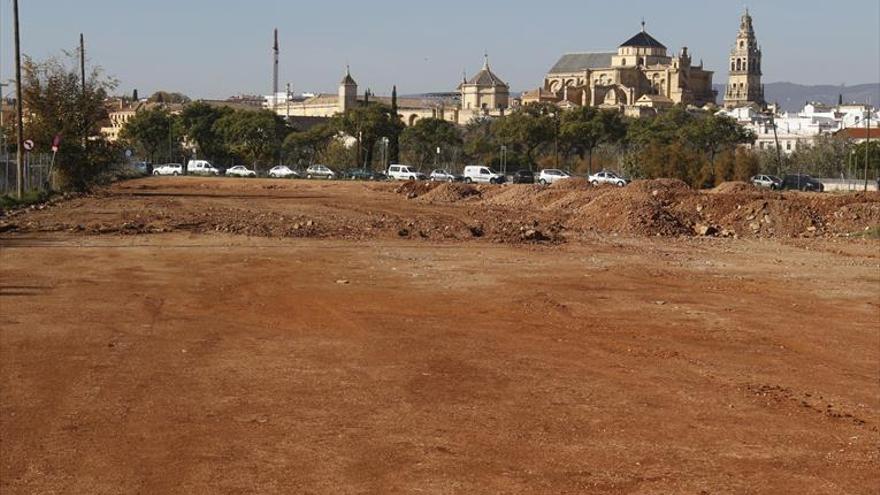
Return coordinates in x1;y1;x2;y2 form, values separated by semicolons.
0;149;53;195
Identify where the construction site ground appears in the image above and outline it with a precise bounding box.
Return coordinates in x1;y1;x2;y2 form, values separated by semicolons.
1;177;878;494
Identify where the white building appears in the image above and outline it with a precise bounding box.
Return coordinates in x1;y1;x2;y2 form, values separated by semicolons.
719;102;878;154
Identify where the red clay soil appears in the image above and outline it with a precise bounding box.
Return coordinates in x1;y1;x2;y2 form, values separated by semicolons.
1;177;878;494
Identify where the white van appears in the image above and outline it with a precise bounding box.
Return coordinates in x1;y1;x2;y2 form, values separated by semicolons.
186;159;221;176
387;164;426;181
463;165;505;184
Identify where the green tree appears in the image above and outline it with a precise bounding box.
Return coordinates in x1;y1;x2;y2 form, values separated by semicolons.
331;103;403;169
788;135;854;178
21;48;119;191
120;108;182;163
462;117;497;166
560;106;627;174
147;91;191;104
213;109;290;170
389;86;401;164
491;104;554;170
179;102;233;163
733;148;761;181
400;118;462;169
283;123;336;167
852;140;880;182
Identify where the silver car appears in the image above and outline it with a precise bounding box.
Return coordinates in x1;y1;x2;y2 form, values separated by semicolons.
750;174;782;190
306;164;336;179
588;170;629;187
269;165;301;179
429;169;462;182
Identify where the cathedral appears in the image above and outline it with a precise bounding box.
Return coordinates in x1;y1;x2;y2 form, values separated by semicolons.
523;22;717;115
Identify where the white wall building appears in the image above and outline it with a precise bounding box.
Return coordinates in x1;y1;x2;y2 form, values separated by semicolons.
719;102;878;154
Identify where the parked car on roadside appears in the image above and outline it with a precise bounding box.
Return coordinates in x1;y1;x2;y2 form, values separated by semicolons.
463;165;505;184
268;165;301;178
537;169;571;185
750;174;782;190
781;174;824;192
511;170;535;184
429;169;463;182
132;161;152;175
344;168;385;181
152;163;183;176
387;164;427;181
588;170;629;187
225;165;257;178
305;164;337;179
186;159;221;176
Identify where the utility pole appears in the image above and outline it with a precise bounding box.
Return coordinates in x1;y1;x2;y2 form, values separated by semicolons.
272;29;279;115
80;33;87;147
0;82;8;152
13;0;24;198
864;107;872;192
768;109;782;176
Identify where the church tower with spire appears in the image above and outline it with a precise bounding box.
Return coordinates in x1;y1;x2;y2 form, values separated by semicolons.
338;66;358;113
724;9;765;109
460;54;510;112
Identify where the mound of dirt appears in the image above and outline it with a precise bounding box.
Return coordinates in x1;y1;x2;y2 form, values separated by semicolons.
823;202;880;234
627;179;692;195
549;177;592;191
572;194;691;236
710;181;761;195
416;183;481;203
719;199;821;237
395;181;438;199
482;185;545;208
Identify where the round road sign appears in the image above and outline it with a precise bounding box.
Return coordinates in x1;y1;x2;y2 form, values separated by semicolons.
23;139;35;151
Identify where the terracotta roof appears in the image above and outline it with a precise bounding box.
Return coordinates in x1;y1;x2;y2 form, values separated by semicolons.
835;127;876;140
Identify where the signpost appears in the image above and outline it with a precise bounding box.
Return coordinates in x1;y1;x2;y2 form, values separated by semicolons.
23;139;33;189
47;134;62;189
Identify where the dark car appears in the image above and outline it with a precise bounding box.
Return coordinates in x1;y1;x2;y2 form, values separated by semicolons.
511;170;534;184
781;174;824;192
132;161;152;175
344;168;384;181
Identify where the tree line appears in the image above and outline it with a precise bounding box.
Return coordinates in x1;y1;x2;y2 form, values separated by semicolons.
4;47;878;192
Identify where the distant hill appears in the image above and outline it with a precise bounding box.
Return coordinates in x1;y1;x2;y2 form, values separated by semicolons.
712;82;879;112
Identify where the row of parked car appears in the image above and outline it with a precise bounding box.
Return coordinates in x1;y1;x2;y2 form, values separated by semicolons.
750;174;825;192
146;159;633;186
144;160;824;192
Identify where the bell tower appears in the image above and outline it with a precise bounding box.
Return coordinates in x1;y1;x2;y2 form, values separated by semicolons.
338;66;358;113
724;9;765;109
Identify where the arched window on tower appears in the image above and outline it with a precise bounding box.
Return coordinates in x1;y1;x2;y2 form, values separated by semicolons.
731;61;735;71
736;59;742;71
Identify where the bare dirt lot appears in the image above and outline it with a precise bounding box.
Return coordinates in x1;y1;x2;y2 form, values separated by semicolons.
1;177;878;494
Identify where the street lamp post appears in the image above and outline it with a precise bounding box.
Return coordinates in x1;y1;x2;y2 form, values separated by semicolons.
500;145;507;174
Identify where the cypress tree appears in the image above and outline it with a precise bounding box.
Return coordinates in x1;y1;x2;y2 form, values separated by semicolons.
389;85;400;164
132;88;138;102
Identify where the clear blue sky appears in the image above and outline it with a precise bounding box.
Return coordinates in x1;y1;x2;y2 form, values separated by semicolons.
1;0;878;99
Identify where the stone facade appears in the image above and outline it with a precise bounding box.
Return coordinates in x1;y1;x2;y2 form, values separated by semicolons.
276;62;512;126
723;10;765;109
524;23;716;113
